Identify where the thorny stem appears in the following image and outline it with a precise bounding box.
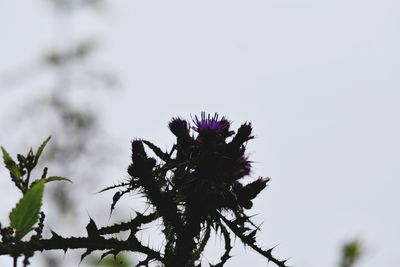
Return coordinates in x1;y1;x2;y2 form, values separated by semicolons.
97;212;158;235
218;213;289;267
0;236;163;263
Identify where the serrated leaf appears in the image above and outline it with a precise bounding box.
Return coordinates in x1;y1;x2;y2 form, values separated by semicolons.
9;180;45;238
1;146;21;180
44;176;72;184
34;136;51;164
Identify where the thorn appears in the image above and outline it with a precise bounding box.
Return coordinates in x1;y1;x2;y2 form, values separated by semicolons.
279;259;288;267
79;249;93;265
261;177;270;184
50;230;62;239
98;250;119;264
282;257;292;267
86;218;100;239
247;229;257;239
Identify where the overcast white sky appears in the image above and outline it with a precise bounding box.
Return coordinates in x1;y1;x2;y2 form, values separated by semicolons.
1;1;400;267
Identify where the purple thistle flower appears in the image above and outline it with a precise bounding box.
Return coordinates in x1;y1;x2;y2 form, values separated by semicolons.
192;112;232;138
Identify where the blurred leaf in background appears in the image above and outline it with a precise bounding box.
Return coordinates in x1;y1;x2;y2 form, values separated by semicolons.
1;0;121;266
339;239;363;267
87;253;135;267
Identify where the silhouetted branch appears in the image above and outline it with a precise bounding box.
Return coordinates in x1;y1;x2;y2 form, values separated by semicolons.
0;235;163;263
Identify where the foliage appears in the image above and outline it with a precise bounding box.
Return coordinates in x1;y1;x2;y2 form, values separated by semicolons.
0;137;72;266
339;240;363;267
9;180;45;239
0;113;286;267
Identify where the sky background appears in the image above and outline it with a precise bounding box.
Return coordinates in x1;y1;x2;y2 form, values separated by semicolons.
1;0;400;267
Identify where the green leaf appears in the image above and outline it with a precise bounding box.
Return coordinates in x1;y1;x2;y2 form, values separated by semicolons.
1;146;21;181
88;253;133;267
9;180;45;238
44;176;72;184
34;136;51;164
340;239;362;267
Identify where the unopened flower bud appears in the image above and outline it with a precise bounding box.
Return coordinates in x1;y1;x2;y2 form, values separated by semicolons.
231;123;253;146
169;118;190;138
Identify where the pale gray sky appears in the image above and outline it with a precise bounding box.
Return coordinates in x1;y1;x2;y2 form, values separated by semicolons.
1;1;400;267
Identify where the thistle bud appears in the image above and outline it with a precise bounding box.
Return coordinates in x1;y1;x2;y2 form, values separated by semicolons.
231;123;253;146
234;177;269;209
131;139;146;158
244;177;269;200
169;118;190;138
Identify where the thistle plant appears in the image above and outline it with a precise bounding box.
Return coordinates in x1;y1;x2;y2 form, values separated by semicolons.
0;113;288;267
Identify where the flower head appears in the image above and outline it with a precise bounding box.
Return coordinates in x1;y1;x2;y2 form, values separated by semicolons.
192;112;233;139
128;114;267;214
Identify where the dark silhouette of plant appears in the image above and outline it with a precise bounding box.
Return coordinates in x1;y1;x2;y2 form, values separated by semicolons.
0;113;287;267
